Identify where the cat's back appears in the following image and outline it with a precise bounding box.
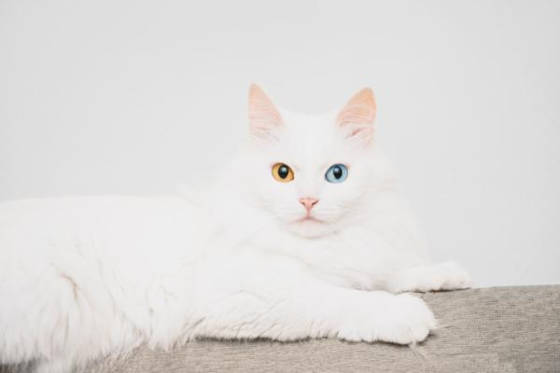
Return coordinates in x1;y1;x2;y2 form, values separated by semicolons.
0;195;205;273
0;194;196;220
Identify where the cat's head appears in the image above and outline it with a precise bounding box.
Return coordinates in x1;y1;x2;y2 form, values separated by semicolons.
241;84;389;238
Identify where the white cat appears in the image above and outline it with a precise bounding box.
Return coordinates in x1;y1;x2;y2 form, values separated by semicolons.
0;85;471;373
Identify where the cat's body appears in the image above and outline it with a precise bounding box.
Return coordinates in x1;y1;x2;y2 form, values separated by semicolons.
0;86;471;372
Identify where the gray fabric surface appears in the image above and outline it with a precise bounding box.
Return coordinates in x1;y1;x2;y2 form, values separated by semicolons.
84;286;560;373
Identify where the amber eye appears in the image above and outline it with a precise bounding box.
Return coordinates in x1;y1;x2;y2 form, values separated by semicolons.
272;163;294;182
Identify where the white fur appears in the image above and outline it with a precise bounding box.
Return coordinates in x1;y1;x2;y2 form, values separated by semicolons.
0;87;471;372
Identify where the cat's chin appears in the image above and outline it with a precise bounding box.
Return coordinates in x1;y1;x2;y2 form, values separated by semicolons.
287;218;333;239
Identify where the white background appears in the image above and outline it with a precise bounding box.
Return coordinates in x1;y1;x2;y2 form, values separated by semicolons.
1;0;559;287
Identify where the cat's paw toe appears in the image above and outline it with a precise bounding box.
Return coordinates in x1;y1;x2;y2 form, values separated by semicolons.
375;294;436;344
438;261;472;290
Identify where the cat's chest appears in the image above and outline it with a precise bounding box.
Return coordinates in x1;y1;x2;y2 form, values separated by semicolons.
239;225;371;266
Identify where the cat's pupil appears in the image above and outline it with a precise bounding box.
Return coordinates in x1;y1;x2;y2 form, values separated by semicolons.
333;166;342;179
279;165;289;179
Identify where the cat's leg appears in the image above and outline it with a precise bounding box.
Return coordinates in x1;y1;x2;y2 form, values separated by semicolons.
0;263;142;373
189;255;437;345
386;261;472;293
33;358;75;373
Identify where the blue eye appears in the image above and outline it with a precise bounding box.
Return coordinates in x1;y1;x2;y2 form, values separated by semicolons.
325;164;348;183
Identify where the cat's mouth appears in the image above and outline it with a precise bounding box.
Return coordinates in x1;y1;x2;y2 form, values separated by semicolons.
297;216;324;224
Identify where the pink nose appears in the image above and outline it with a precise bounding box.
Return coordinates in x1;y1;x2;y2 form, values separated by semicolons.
299;197;319;212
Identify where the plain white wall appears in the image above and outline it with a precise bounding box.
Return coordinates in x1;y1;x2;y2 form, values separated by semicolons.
1;0;559;287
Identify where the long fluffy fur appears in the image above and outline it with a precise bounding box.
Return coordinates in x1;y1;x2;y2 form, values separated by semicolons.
0;87;470;372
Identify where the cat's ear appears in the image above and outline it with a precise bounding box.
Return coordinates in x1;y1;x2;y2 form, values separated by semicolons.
336;88;376;143
249;84;283;140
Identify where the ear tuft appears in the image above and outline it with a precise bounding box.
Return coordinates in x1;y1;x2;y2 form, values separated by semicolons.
248;84;283;139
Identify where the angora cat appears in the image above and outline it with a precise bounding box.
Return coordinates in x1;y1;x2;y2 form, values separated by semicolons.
0;85;471;372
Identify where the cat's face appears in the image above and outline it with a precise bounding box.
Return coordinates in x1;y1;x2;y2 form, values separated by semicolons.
244;85;378;238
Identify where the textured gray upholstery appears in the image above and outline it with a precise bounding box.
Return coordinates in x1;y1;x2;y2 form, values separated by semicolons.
85;286;560;373
2;286;559;372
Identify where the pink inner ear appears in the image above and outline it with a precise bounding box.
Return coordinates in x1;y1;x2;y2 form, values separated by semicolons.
337;88;376;126
348;126;374;142
249;84;283;136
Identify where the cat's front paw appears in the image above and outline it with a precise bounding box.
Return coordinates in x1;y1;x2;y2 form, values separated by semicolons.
337;293;436;345
389;261;472;293
435;261;472;290
375;293;437;344
411;261;472;292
